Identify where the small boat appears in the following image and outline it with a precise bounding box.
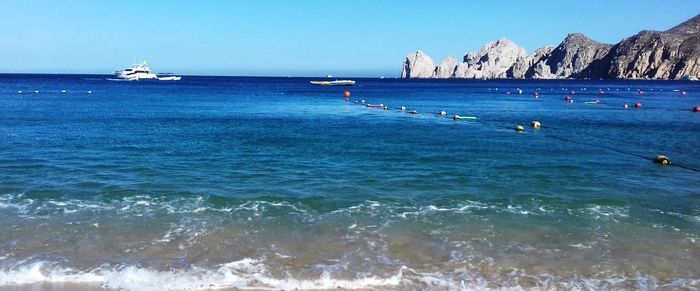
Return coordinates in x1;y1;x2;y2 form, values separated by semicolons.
157;73;182;81
310;80;356;86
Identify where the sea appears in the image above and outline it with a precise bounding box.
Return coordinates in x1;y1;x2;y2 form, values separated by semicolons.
0;74;698;290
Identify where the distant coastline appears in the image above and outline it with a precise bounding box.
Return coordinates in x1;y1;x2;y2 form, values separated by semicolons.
402;14;700;80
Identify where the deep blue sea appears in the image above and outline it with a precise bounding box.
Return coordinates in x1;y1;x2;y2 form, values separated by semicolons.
0;75;699;290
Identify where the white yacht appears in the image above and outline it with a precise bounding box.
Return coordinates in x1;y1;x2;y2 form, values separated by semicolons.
113;62;158;80
110;62;181;81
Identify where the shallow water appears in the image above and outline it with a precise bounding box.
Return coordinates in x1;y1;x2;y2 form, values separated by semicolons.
0;75;699;290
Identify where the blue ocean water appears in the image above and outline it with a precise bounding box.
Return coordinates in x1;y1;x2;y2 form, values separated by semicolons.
0;75;699;290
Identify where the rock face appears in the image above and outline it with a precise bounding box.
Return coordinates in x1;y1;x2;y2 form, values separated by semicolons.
433;56;458;78
400;13;700;80
461;39;527;79
509;46;554;79
401;51;435;78
536;33;612;78
603;14;700;80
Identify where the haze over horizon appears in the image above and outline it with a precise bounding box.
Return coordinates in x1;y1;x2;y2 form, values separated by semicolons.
1;0;699;77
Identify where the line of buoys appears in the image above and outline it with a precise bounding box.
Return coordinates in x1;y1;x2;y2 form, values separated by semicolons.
531;121;541;128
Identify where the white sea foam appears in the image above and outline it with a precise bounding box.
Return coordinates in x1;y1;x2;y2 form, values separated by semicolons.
0;260;406;291
1;260;699;290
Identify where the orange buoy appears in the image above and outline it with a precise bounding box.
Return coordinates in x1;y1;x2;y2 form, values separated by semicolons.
635;102;642;108
344;91;351;98
693;106;700;112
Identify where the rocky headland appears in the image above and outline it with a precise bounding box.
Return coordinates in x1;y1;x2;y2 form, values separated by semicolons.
401;14;700;80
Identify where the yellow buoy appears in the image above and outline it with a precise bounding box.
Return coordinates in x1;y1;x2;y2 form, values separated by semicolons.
515;125;525;132
531;121;541;128
653;155;670;165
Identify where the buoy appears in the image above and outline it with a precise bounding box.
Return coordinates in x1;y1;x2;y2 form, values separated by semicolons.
653;155;670;165
635;102;642;108
409;110;418;115
87;91;92;94
531;121;541;128
344;91;351;98
599;90;605;95
361;99;365;104
564;96;572;101
594;99;600;104
623;104;629;109
440;111;447;116
533;91;539;98
568;99;574;103
692;106;700;112
570;90;576;95
400;106;407;111
61;90;67;93
384;106;389;110
517;88;523;94
638;90;644;95
515;125;525;132
34;90;39;94
681;91;687;95
507;91;512;95
17;90;22;94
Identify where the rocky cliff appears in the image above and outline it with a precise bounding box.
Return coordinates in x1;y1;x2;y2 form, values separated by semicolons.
400;51;435;78
401;14;700;80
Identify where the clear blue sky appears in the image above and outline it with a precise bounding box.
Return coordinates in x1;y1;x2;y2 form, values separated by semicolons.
0;0;698;77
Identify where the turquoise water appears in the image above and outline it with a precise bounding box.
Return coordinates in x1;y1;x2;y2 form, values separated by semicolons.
0;75;699;290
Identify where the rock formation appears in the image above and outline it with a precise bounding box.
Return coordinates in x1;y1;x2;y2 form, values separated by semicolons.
433;56;458;78
400;51;435;78
603;14;700;79
400;13;700;80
